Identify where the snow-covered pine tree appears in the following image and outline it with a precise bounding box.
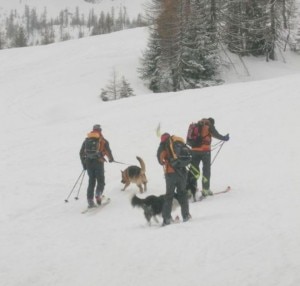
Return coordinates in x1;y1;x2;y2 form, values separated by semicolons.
139;28;163;92
139;0;164;92
0;30;5;49
221;0;296;60
140;0;221;92
179;0;221;88
14;26;28;47
41;25;55;45
120;76;135;98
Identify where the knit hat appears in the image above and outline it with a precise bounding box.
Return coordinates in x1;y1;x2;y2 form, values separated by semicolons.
93;124;102;131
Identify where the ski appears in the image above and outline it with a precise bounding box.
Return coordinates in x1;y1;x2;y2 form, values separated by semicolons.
213;186;231;195
197;186;231;202
81;197;111;214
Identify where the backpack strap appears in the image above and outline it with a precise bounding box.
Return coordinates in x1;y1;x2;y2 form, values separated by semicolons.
169;135;185;159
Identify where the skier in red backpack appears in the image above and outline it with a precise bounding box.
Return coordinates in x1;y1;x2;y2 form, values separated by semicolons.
188;118;229;197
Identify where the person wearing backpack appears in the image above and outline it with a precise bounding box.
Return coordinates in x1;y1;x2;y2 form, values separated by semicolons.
188;118;229;197
79;124;114;208
157;133;191;226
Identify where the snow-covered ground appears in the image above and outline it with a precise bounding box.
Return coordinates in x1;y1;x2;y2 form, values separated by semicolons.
1;24;300;286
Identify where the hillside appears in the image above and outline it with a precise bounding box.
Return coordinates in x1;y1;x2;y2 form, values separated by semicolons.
1;26;300;286
0;0;148;47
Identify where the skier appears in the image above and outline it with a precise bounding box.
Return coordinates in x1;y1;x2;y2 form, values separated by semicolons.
188;118;229;196
157;133;191;226
79;124;114;208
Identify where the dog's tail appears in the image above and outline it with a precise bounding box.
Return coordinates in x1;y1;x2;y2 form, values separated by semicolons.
131;194;145;208
136;156;146;174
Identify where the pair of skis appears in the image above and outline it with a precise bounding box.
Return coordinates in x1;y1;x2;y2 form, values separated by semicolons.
81;197;111;214
80;186;231;214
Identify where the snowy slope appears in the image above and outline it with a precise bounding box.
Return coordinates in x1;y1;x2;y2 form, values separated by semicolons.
1;27;300;286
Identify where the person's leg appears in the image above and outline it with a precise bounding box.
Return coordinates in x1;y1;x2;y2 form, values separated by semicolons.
86;160;96;206
176;171;190;220
94;162;105;205
162;173;176;225
95;162;105;196
202;152;212;195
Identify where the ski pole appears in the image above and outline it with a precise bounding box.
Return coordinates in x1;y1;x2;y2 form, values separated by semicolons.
211;141;225;166
74;170;86;200
188;164;201;180
64;170;85;203
188;164;209;184
112;160;131;165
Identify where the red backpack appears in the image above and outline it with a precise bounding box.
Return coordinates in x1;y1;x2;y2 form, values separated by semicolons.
186;122;203;147
186;119;210;147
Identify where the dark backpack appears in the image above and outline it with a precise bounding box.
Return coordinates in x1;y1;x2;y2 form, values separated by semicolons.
84;137;100;159
186;122;203;147
168;136;192;168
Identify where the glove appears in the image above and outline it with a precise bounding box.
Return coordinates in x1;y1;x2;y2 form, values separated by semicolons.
223;134;230;141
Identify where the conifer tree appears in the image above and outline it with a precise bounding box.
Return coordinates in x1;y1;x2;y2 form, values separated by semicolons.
120;76;135;98
180;0;221;88
140;0;221;92
71;7;81;26
139;28;163;92
0;31;5;49
222;0;296;59
30;8;38;31
6;10;16;39
14;26;27;47
41;25;55;45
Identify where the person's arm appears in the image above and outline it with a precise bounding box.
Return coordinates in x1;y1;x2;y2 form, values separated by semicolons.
79;140;87;169
103;139;114;162
210;124;229;141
